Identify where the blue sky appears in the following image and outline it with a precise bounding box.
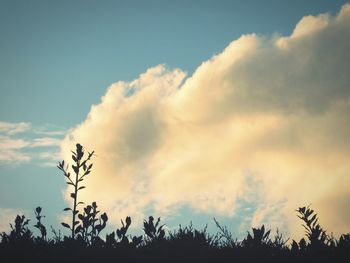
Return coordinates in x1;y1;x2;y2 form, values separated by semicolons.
1;0;350;238
1;0;347;125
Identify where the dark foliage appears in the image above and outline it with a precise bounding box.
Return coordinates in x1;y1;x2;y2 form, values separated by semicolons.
1;143;349;263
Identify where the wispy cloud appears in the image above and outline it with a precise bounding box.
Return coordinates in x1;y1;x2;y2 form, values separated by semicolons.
30;137;62;147
0;122;31;135
0;123;65;166
33;125;67;136
0;149;31;163
0;135;31;163
34;130;66;136
37;151;62;167
0;135;30;149
61;4;350;238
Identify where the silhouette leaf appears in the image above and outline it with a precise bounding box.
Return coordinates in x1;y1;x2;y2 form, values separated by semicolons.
61;223;71;229
75;225;82;234
72;165;79;174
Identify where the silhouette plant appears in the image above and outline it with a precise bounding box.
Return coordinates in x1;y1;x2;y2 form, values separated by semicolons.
57;143;94;238
105;216;142;248
50;225;62;243
75;202;108;245
116;216;131;244
296;206;328;248
34;206;47;241
11;215;31;238
271;229;289;249
0;200;349;263
243;225;271;248
0;215;33;245
105;232;117;248
338;233;350;250
169;223;218;248
143;216;165;241
214;218;238;248
131;235;143;248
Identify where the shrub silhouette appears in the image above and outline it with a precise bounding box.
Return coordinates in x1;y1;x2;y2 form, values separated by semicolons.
1;215;33;246
243;225;271;248
270;229;289;250
116;216;131;243
338;233;350;251
105;216;143;248
75;202;108;245
143;216;165;241
168;223;218;249
214;218;238;248
295;205;328;249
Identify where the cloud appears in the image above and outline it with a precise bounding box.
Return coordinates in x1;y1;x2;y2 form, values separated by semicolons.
30;137;62;147
61;4;350;238
0;136;30;150
34;130;66;136
37;151;62;167
0;123;65;166
0;122;31;135
0;135;31;163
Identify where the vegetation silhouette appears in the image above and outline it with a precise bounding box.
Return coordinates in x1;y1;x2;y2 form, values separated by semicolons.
0;143;349;263
57;143;95;239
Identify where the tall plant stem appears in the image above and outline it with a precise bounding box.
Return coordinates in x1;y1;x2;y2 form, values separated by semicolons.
71;160;79;238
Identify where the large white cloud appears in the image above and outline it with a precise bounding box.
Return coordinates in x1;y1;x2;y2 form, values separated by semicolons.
61;4;350;239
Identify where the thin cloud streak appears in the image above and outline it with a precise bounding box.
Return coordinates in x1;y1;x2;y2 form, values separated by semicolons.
0;122;31;135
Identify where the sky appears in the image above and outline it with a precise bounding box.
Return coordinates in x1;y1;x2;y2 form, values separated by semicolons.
1;0;350;239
